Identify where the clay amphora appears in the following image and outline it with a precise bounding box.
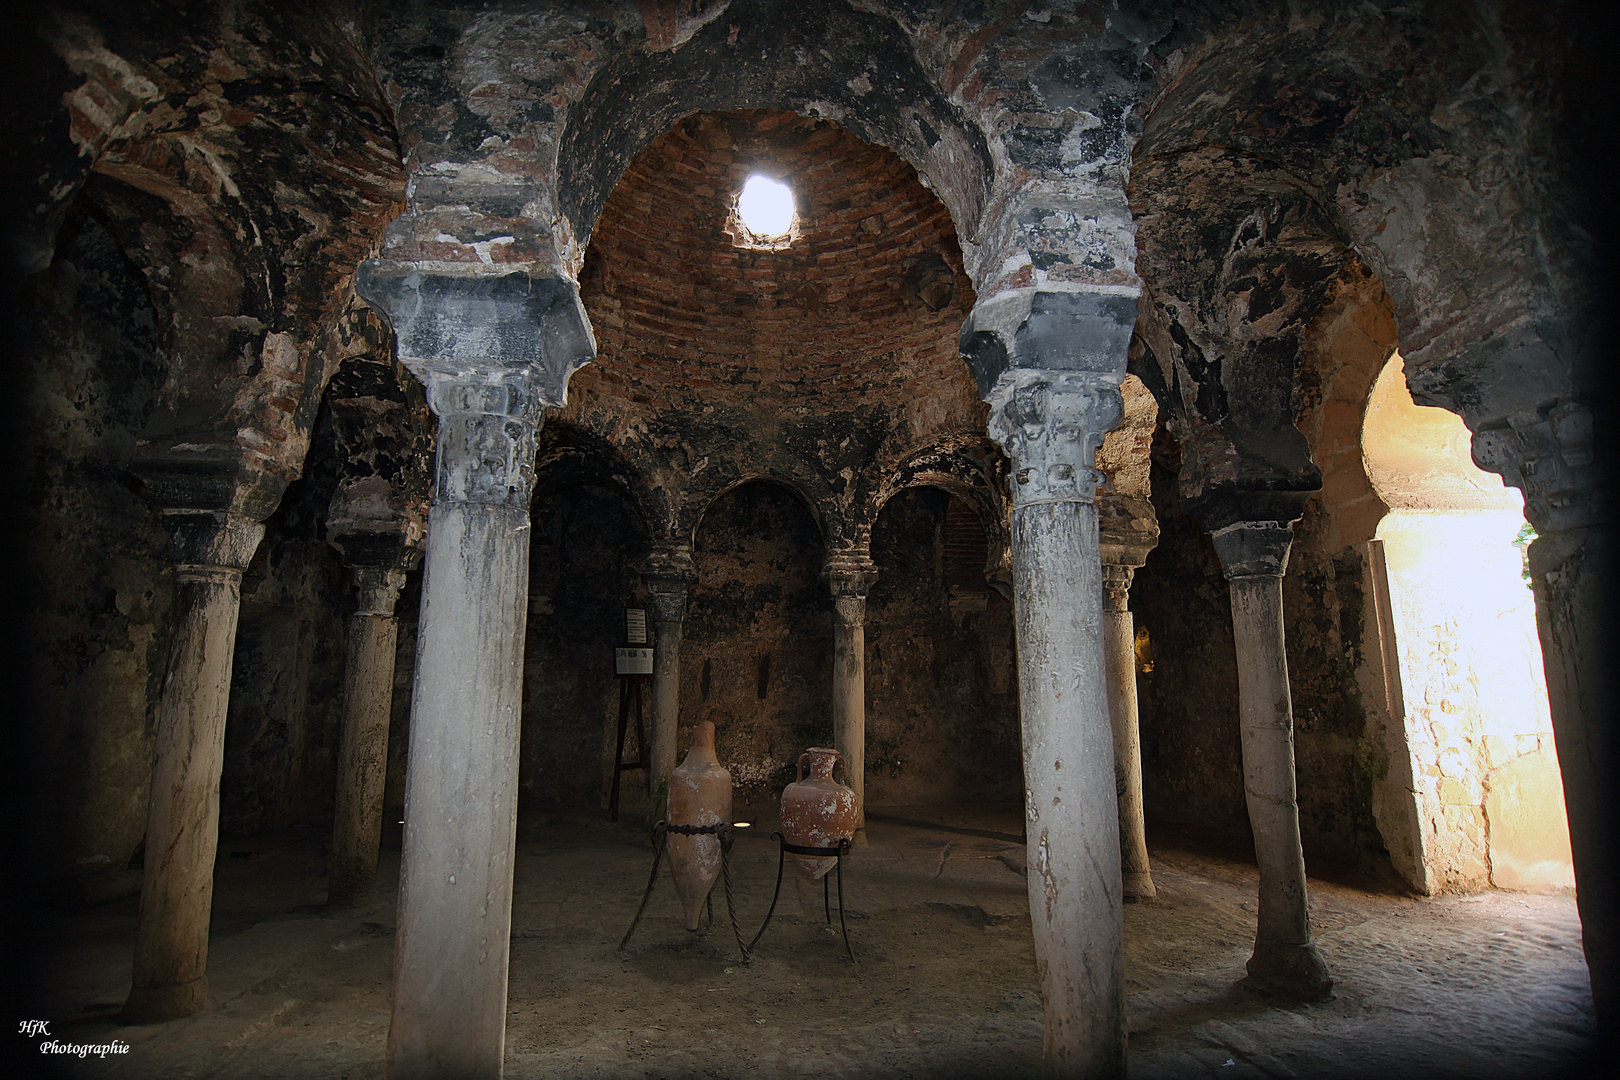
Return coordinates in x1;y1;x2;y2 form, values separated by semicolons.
666;721;734;930
779;747;859;880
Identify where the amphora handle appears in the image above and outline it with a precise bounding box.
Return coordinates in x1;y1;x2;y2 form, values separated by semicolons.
797;747;845;785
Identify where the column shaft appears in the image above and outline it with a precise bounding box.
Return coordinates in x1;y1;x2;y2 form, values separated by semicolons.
1213;522;1331;998
831;606;867;829
124;514;263;1023
1011;501;1123;1075
987;368;1128;1077
329;568;406;911
650;616;682;800
1102;588;1153;899
643;558;695;806
387;502;530;1079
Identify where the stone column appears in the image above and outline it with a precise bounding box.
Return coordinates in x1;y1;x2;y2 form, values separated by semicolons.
1210;520;1332;999
1102;557;1154;900
123;511;265;1023
988;369;1127;1076
383;370;543;1078
824;552;876;832
643;548;697;804
327;565;408;912
358;265;595;1080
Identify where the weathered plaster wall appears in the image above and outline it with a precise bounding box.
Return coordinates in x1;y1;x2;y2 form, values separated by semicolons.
1133;436;1248;843
521;484;650;812
220;429;350;838
1134;268;1404;877
679;482;832;803
22;204;171;885
866;487;1022;806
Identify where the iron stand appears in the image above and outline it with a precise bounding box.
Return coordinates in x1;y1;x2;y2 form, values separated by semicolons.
749;831;855;962
618;820;750;962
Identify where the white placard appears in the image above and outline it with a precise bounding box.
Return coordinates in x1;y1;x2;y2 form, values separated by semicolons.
615;646;654;675
624;608;647;645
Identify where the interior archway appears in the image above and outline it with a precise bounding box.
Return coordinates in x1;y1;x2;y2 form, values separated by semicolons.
522;483;651;813
1363;355;1573;894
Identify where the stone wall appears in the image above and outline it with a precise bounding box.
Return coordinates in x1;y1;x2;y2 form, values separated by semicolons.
865;487;1022;806
22;205;172;884
521;484;651;812
680;482;832;803
220;425;350;838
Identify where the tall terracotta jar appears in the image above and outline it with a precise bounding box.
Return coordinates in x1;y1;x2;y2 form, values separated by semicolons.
666;721;733;930
780;747;859;880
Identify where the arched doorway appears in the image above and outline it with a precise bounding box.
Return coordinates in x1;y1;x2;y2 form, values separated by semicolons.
1363;354;1573;893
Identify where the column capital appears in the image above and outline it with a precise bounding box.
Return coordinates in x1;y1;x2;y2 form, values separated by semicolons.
415;369;546;508
642;547;697;624
1209;521;1295;580
352;566;407;617
986;369;1124;510
354;268;597;511
1472;400;1606;535
831;593;867;628
162;511;265;578
823;551;877;596
1101;560;1136;612
823;550;876;628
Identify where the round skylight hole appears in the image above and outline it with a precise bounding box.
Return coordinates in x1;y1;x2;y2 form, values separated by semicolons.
738;174;795;237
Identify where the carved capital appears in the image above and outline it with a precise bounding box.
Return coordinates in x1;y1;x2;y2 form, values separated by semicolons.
986;369;1123;509
833;593;868;628
1101;560;1136;612
163;511;266;580
353;566;408;617
1209;521;1294;580
1472;401;1605;535
423;370;544;508
642;547;698;625
823;550;877;596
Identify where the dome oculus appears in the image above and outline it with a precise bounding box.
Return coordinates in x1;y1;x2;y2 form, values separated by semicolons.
737;174;795;240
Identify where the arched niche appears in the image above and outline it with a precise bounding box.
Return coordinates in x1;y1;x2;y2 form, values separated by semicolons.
866;485;1021;808
1363;354;1572;894
684;480;831;803
521;481;651;814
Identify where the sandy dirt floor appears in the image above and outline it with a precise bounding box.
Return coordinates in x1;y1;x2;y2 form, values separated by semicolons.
21;805;1598;1078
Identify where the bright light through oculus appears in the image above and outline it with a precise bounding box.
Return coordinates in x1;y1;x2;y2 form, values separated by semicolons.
739;174;794;236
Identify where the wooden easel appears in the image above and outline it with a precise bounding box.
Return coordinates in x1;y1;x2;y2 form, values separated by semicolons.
609;672;650;822
608;607;654;822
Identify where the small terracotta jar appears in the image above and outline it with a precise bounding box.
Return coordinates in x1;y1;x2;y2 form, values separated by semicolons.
780;747;859;880
666;721;733;930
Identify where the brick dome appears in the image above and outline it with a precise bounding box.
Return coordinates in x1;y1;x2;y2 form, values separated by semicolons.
573;109;977;411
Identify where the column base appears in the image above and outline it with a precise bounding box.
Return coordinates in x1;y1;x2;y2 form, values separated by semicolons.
1244;938;1333;1000
1122;871;1156;900
121;976;208;1023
